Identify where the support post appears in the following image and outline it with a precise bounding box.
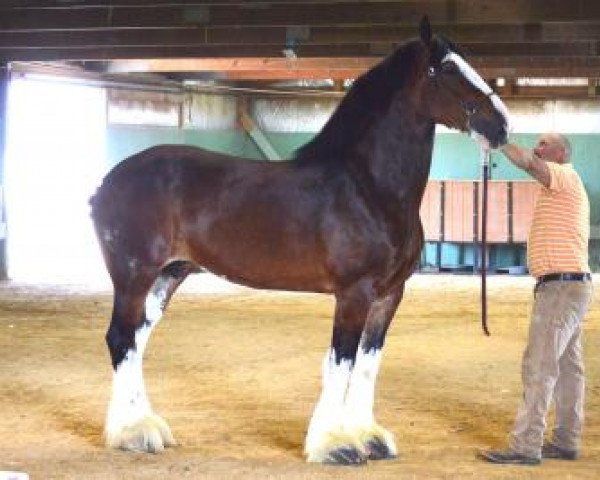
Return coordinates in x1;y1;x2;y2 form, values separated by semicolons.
238;97;281;161
480;148;491;336
0;63;9;280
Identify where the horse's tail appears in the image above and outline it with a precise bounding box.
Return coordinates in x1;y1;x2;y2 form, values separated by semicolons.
89;174;112;221
89;178;112;224
88;188;100;220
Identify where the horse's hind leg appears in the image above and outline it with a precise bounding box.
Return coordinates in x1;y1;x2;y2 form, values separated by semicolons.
105;261;195;453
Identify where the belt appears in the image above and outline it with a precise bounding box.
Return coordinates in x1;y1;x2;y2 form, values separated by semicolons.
536;272;591;286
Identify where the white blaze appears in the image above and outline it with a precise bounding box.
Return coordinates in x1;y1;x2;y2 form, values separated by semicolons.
442;51;511;128
443;52;492;95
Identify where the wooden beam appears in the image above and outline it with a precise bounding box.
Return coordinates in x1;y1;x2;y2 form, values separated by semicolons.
1;1;599;31
103;56;600;81
471;56;600;78
238;98;281;161
107;57;377;77
2;24;600;50
2;42;599;64
0;0;403;6
0;44;388;62
11;59;600;100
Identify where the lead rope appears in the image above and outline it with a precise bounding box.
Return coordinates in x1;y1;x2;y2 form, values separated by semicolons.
480;147;491;336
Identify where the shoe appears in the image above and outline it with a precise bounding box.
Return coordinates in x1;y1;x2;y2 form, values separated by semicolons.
479;449;541;465
542;442;578;460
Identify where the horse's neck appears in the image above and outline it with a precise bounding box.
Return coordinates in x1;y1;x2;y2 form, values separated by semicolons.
348;104;435;209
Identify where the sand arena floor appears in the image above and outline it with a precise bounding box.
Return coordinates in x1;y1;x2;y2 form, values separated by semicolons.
1;273;599;479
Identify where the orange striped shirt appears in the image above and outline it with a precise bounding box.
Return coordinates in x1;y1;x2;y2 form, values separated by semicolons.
527;162;590;278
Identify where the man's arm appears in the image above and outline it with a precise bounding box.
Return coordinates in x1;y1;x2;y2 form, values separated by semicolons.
501;143;551;187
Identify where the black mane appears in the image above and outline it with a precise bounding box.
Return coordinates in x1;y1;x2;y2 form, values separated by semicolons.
294;38;434;165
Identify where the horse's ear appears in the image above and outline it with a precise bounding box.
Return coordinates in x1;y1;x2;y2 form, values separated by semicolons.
419;16;432;46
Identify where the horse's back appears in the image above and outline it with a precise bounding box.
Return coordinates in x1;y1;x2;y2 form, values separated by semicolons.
91;145;247;221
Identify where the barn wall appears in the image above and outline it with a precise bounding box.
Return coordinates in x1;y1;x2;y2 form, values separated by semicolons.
105;92;600;272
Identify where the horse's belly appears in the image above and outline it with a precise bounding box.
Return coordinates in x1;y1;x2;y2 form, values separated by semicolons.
199;256;334;293
184;230;334;293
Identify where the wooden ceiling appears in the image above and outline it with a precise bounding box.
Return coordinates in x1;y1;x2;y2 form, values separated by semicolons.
2;1;600;96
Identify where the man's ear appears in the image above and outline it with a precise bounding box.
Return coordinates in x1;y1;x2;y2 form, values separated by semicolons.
419;16;432;46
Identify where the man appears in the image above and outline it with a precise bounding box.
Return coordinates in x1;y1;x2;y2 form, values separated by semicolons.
480;133;593;465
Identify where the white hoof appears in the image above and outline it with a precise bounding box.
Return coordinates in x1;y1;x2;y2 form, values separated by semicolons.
105;413;176;453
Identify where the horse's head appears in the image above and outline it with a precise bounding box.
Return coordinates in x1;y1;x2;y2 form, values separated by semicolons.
418;17;509;148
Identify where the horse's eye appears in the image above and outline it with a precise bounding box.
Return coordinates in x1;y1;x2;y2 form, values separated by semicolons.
441;62;460;74
428;66;436;77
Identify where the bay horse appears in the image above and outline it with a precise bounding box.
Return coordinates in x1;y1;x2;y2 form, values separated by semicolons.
91;17;509;465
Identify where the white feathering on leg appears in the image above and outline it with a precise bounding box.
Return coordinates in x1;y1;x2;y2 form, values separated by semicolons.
305;349;357;461
105;288;175;452
344;347;397;458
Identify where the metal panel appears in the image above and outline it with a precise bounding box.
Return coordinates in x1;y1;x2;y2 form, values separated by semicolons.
420;180;442;242
512;181;541;243
184;92;237;130
444;181;475;243
252;97;338;132
479;181;509;243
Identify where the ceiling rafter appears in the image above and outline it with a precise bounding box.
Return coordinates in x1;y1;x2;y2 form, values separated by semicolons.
0;0;599;97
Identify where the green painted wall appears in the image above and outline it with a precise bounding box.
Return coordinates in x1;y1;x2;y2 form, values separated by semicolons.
107;128;600;223
106;127;265;167
106;127;315;167
431;133;600;225
427;133;600;271
105;126;600;272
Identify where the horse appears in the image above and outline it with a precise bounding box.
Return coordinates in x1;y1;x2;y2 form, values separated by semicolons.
90;17;509;465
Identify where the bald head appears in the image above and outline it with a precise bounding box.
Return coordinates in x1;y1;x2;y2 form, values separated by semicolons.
534;133;571;164
555;133;572;159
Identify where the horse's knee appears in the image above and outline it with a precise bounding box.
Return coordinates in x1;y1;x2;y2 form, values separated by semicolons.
106;322;134;369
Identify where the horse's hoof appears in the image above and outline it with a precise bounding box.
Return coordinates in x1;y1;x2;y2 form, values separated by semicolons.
356;424;397;461
365;436;398;460
322;446;367;466
106;414;176;453
305;433;367;465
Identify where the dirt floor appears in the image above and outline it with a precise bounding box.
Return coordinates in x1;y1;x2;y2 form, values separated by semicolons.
1;274;600;479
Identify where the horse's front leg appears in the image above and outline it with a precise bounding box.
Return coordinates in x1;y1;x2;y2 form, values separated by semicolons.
304;282;404;465
304;280;374;465
344;284;404;460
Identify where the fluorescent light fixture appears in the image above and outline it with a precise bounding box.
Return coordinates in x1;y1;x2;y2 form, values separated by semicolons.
516;78;589;87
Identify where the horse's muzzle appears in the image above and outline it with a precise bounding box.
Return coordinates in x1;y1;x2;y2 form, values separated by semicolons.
469;116;508;149
492;124;509;149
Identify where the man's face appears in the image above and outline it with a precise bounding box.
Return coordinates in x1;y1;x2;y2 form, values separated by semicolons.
533;135;566;164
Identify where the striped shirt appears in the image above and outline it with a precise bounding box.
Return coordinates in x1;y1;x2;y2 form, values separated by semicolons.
527;162;590;278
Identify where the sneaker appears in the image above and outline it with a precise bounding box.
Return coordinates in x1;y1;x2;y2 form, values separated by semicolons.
479;449;541;465
542;442;578;460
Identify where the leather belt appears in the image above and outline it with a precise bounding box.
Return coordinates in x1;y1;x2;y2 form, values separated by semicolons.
536;272;591;287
